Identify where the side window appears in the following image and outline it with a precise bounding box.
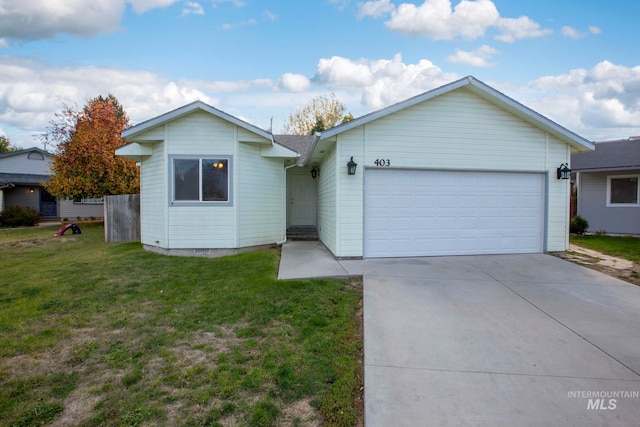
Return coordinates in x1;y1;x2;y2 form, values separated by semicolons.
608;176;639;206
172;157;231;204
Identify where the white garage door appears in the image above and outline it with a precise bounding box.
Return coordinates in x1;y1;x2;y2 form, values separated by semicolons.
364;169;545;258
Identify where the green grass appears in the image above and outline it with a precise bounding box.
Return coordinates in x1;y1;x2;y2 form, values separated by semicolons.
571;235;640;264
0;223;362;426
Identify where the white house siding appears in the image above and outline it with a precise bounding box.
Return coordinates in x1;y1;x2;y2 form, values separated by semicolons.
336;128;365;257
316;143;337;254
333;87;573;257
140;141;166;247
238;143;284;246
546;136;571;251
0;152;52;175
165;111;238;249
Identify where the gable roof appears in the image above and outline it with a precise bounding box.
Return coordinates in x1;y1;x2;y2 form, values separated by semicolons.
307;76;594;164
122;100;273;140
571;137;640;171
0;147;52;160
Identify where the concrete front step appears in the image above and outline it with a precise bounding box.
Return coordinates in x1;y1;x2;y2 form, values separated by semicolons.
287;226;319;241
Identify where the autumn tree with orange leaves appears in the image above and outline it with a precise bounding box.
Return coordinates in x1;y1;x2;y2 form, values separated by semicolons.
43;95;139;201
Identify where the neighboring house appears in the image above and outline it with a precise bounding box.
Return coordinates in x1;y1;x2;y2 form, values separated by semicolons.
0;147;104;220
116;76;593;258
571;137;640;235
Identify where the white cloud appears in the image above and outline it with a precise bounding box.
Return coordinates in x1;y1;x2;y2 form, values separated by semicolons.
211;0;246;7
0;0;185;41
357;0;396;19
521;61;640;139
182;1;204;16
561;25;583;39
589;25;602;35
0;39;8;49
314;53;458;108
221;18;256;30
329;0;350;11
128;0;179;14
263;10;278;21
385;0;500;39
0;57;213;145
495;16;553;42
280;74;311;92
447;45;498;67
0;0;125;40
373;1;552;43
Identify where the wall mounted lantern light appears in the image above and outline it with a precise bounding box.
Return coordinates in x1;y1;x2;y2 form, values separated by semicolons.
29;187;35;194
347;157;358;175
311;165;320;179
557;163;571;180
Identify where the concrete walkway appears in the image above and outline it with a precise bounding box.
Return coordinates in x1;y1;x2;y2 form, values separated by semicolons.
364;254;640;426
277;240;363;280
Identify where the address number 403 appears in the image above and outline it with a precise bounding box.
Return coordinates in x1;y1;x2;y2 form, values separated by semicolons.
374;158;391;167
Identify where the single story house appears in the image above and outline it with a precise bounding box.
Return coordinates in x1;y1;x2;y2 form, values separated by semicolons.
571;137;640;235
0;147;104;221
116;76;594;258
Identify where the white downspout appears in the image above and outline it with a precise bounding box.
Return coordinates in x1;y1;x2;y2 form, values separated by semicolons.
277;161;301;245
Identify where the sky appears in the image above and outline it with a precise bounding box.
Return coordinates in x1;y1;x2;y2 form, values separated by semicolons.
1;0;639;149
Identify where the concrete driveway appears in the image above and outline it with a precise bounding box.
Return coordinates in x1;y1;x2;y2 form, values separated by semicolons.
364;254;640;426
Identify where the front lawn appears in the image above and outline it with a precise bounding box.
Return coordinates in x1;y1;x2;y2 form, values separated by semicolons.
570;235;640;264
0;223;362;426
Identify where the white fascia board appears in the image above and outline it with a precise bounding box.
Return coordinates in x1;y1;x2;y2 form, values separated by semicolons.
122;100;272;141
260;143;300;158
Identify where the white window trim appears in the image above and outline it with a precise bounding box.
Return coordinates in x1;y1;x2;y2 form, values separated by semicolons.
169;154;233;206
606;174;640;207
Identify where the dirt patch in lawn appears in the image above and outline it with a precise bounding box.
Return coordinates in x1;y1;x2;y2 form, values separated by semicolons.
554;244;640;286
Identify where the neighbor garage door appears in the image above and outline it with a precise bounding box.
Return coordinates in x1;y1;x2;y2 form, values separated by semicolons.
364;169;545;258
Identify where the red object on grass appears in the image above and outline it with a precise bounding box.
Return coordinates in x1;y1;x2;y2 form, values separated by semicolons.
53;223;82;237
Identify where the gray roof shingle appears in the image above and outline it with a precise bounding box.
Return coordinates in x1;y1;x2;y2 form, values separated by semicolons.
571;137;640;171
0;173;52;185
273;135;314;164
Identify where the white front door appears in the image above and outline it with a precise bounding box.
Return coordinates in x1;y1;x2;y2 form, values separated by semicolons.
290;174;315;226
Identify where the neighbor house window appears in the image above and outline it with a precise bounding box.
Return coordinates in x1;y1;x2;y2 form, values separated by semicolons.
172;156;231;203
607;175;639;206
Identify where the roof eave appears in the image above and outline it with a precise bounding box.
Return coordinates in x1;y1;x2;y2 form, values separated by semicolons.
309;76;594;159
122;101;272;141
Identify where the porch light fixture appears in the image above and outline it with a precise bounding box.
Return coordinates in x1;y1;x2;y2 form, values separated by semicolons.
29;187;35;194
557;163;571;180
311;165;320;179
347;157;358;175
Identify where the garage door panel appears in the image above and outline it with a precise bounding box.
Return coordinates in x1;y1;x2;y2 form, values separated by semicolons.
364;170;544;258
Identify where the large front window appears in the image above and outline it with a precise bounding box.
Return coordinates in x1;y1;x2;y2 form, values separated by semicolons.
607;175;639;206
173;157;230;203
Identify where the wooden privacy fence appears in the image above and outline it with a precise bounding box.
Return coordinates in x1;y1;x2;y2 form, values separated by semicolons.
104;194;140;243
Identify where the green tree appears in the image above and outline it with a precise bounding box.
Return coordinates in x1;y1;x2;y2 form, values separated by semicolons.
309;116;326;135
0;135;21;154
43;95;139;200
282;92;353;135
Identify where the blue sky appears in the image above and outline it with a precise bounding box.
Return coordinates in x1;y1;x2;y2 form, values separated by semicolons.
1;0;639;148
